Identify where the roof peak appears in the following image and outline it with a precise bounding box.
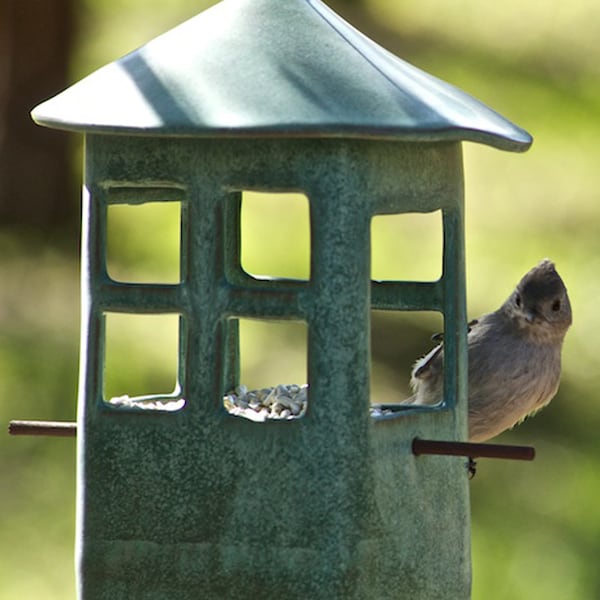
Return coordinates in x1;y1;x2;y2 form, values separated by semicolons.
32;0;532;151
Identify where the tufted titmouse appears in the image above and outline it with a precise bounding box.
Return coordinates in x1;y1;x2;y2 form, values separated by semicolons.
398;259;572;441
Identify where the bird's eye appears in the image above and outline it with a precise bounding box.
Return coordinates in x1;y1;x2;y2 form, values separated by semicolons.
552;299;561;312
515;294;522;307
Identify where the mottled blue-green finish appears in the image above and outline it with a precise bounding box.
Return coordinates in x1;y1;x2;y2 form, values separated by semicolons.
31;0;531;152
75;135;471;599
30;0;533;597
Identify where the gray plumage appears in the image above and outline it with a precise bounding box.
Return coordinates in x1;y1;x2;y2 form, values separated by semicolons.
408;259;572;442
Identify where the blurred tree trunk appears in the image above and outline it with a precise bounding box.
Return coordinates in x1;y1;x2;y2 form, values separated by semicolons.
0;0;75;229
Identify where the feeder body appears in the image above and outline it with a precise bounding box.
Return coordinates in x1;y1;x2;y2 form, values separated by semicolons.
76;134;471;599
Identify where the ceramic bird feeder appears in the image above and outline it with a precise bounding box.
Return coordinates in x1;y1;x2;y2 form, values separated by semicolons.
31;0;531;598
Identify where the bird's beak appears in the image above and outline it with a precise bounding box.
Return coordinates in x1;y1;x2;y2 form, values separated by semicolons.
523;310;537;324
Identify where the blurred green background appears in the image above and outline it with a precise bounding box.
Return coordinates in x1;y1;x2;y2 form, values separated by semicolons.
2;0;599;598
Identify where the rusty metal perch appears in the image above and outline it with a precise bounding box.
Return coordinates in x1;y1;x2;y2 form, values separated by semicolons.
8;419;535;465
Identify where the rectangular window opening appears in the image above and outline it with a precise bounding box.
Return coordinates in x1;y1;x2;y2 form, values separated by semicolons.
371;211;442;282
107;199;182;284
370;310;444;417
103;313;184;412
240;191;310;280
223;318;308;422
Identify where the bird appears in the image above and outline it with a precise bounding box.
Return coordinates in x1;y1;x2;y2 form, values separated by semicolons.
375;259;572;442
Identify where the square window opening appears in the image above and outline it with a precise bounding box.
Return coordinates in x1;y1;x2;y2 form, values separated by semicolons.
240;191;310;280
107;200;182;284
370;310;444;417
223;318;308;421
371;211;442;282
103;313;184;411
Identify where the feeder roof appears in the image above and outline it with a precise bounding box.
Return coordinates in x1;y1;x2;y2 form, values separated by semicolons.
31;0;532;151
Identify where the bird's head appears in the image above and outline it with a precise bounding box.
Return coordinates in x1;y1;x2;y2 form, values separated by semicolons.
504;259;572;342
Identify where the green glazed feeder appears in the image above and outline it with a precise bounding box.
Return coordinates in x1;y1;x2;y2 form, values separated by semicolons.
32;0;531;598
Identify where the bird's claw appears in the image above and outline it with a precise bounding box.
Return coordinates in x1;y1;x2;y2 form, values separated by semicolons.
467;457;477;479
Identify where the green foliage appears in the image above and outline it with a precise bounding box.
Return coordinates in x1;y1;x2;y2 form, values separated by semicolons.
3;0;599;598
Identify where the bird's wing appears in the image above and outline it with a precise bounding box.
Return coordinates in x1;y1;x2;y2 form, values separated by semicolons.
428;319;479;345
412;319;479;382
411;343;443;381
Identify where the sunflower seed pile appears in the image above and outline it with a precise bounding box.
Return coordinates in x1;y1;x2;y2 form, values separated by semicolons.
223;384;308;422
369;405;391;419
107;394;185;412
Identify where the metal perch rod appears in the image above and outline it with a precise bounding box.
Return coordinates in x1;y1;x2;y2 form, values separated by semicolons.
8;420;77;437
8;421;535;462
412;438;535;461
